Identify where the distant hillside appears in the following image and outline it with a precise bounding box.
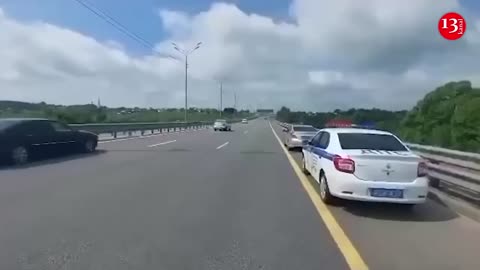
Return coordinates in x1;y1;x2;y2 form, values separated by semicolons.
276;81;480;152
276;107;407;133
0;101;252;124
0;101;106;123
0;100;47;111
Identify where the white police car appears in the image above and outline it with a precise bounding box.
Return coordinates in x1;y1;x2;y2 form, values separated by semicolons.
301;127;429;207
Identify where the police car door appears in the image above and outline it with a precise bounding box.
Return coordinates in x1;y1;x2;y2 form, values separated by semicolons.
315;131;331;182
309;131;325;181
304;131;322;173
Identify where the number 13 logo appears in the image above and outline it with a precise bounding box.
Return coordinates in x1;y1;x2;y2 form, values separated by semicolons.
438;12;466;40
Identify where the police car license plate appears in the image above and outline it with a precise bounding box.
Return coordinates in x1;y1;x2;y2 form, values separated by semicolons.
370;188;403;198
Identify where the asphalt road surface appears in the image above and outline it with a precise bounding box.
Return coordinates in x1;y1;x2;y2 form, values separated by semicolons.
0;119;479;270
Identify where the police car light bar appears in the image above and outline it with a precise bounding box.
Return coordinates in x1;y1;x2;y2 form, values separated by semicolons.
326;121;377;129
350;124;378;129
325;119;353;128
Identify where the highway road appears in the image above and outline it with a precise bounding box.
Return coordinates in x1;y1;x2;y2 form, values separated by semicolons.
0;119;479;270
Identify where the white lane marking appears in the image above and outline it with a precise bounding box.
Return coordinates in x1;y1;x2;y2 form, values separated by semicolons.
147;140;177;148
216;141;229;149
243;130;248;134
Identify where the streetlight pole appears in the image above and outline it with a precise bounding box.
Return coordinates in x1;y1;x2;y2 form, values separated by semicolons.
171;42;202;123
220;82;223;117
184;55;188;123
234;91;237;112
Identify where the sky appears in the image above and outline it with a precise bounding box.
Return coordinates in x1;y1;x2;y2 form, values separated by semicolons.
0;0;479;111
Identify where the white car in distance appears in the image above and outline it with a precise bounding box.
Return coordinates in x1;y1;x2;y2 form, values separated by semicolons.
301;127;429;208
213;119;231;131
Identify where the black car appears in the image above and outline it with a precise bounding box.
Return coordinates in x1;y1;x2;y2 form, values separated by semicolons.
0;118;98;165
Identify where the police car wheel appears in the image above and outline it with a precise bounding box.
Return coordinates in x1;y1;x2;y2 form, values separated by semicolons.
302;155;309;175
319;173;335;204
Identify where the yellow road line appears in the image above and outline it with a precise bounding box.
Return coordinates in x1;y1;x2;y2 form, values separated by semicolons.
269;121;369;270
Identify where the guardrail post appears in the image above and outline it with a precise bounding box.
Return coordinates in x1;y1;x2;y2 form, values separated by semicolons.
113;132;117;139
430;178;440;188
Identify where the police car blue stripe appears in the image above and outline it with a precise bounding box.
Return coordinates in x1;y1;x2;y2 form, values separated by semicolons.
312;147;335;161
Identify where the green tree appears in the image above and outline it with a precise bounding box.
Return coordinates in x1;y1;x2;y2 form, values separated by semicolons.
400;81;480;151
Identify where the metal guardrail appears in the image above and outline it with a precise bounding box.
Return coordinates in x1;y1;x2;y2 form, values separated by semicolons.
70;121;212;139
70;117;256;139
276;121;480;205
405;143;480;204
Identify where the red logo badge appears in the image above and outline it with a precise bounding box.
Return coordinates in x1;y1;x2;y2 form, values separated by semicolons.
438;12;466;40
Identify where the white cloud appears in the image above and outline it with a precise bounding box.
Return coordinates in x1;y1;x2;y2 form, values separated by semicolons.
0;0;479;111
309;71;345;86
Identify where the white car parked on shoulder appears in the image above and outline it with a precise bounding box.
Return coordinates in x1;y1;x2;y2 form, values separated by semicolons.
301;127;429;207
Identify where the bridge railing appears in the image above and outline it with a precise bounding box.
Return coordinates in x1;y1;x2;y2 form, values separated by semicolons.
276;121;480;205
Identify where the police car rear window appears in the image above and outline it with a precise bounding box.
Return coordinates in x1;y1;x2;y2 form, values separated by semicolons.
338;133;407;151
